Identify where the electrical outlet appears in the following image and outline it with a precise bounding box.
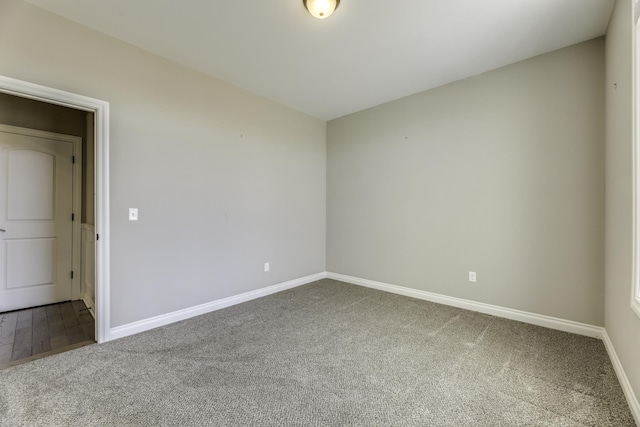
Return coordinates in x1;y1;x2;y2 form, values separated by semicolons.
264;262;270;272
129;208;138;221
469;271;477;283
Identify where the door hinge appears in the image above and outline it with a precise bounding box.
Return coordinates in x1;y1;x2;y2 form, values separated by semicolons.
72;213;75;221
72;155;76;164
71;271;74;279
96;234;99;241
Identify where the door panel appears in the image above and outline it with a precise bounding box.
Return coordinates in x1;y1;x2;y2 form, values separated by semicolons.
6;238;56;289
7;150;55;220
0;129;74;312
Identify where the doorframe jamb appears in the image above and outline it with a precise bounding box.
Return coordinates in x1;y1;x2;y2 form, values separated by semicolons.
0;75;111;343
72;135;82;301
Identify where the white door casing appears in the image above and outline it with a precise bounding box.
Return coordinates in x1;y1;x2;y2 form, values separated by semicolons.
0;124;82;312
0;74;109;344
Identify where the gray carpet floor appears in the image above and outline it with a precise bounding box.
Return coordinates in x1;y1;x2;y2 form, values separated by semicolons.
0;279;635;426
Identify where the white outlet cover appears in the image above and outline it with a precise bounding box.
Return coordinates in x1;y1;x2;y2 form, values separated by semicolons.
129;208;138;221
469;271;477;282
264;262;270;272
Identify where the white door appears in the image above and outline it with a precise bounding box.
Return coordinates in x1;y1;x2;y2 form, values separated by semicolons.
0;125;77;312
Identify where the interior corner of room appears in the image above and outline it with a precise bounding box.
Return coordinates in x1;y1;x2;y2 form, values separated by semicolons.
0;0;638;424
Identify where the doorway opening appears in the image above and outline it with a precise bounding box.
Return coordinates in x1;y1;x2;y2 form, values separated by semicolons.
0;75;110;347
0;117;91;366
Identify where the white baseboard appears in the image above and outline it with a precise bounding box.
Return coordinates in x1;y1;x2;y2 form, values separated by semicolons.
107;272;327;341
601;331;640;426
82;293;96;319
326;272;603;338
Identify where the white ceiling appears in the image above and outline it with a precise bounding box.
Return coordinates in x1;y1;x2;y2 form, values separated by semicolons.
24;0;614;120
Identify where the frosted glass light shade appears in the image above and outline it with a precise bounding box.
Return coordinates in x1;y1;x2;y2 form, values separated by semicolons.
303;0;340;19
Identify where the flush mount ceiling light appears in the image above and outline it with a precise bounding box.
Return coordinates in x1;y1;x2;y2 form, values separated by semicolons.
303;0;340;19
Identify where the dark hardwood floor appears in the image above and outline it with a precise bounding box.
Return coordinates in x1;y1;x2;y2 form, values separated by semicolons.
0;300;95;369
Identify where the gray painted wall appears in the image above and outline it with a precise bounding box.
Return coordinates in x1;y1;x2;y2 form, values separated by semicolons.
605;0;640;405
0;0;326;327
327;39;605;326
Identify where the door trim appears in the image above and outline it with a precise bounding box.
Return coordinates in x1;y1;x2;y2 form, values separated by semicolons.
0;75;111;343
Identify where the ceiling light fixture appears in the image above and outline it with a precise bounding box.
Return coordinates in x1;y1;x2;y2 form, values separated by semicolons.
303;0;340;19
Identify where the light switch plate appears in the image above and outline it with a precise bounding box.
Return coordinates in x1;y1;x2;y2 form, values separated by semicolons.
129;208;138;221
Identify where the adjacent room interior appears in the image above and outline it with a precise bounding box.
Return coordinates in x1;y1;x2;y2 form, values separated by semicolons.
0;0;639;425
0;93;96;367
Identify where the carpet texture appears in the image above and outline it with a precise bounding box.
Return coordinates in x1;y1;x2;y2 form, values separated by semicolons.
0;279;635;426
